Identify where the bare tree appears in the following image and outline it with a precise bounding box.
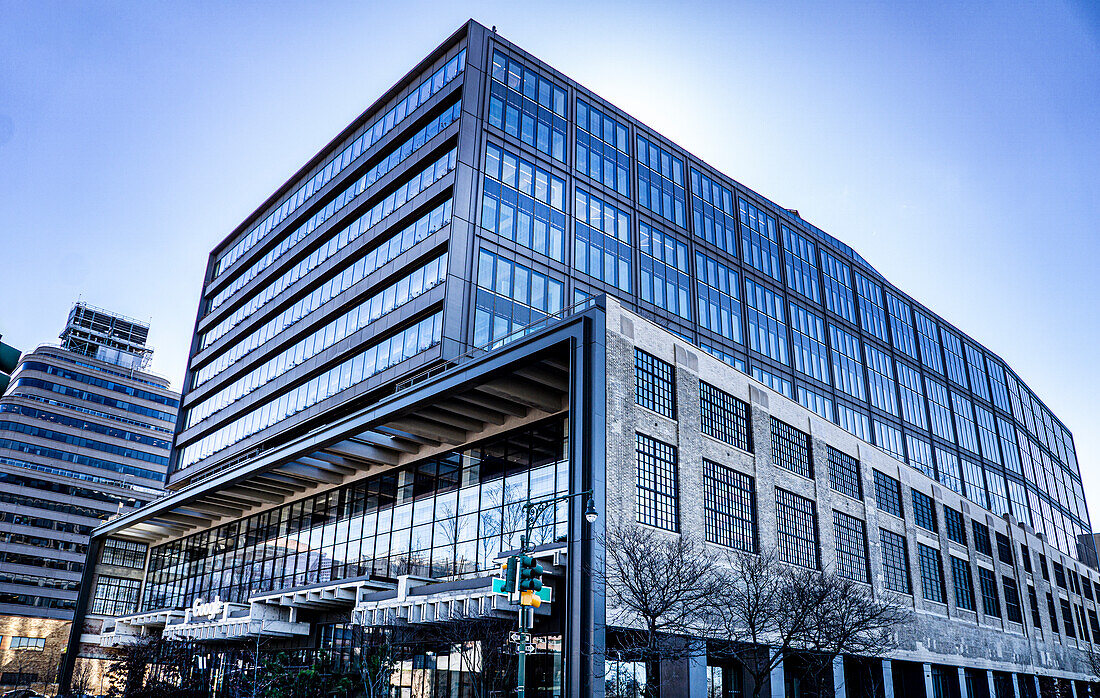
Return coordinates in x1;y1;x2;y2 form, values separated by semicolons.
707;550;912;698
597;521;724;698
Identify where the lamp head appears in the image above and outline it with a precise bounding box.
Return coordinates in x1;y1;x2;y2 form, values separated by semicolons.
584;497;599;524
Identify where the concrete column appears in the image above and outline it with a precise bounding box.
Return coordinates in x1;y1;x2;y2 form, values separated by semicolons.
1011;674;1022;698
988;672;998;698
834;656;847;698
924;664;937;698
770;654;786;698
1031;675;1041;698
687;642;707;698
882;660;895;698
958;667;969;698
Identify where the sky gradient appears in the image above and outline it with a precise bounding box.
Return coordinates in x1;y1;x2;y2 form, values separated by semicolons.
2;1;1098;517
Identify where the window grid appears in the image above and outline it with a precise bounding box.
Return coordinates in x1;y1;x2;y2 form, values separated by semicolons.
973;520;993;556
639;222;692;321
828;446;862;500
636;434;679;531
740;198;782;281
996;533;1014;565
979;567;1001;617
696;252;743;343
789;302;830;384
944;507;967;545
703;460;756;552
782;225;821;302
952;557;975;611
772;418;813;479
700;382;753;452
691;168;738;256
917;543;946;603
873;470;903;518
91;575;142;617
1003;576;1023;623
745;279;788;364
100;538;148;569
913;489;937;532
880;529;912;593
776;488;819;569
635;349;676;418
576;99;630;195
833;510;870;583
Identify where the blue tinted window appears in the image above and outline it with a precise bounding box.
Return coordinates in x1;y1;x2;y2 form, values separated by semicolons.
820;249;856;323
637;135;686;227
926;377;955;441
874;419;904;461
701;343;747;372
745;279;788;364
965;344;990;401
999;417;1022;475
987;360;1011;413
829;324;864;400
576;99;630;195
887;293;917;360
573;189;631;291
907;435;935;478
753;366;793;399
696;252;742;344
914;311;943;374
836;402;870;441
936;447;963;495
488;51;567;161
854;271;888;342
974;405;1000;464
941;329;968;388
865;343;898;416
482;144;566;261
691;169;737;256
896;361;927;429
639;223;691;321
739;199;781;281
474;250;564;347
789;302;829;384
782;225;820;303
952;391;979;455
962;458;988;509
797;386;832;420
986;470;1009;516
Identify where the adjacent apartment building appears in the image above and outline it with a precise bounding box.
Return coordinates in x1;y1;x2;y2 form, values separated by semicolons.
62;21;1099;698
1;305;178;692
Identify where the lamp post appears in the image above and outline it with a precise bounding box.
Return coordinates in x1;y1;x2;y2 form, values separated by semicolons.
515;489;598;698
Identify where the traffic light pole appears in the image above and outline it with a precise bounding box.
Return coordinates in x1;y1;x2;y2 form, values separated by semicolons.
515;490;596;698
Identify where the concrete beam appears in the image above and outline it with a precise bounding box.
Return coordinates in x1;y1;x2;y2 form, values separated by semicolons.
452;392;528;418
476;377;563;413
434;399;508;425
417;407;485;432
386;417;467;445
324;440;401;465
354;431;421;454
277;462;345;484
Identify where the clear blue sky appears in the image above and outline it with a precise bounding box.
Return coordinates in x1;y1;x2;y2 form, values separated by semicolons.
1;1;1098;515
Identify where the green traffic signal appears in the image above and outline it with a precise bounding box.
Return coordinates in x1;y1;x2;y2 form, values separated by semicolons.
518;554;544;592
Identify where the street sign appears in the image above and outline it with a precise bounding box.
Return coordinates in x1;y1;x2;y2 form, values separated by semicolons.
493;577;552;604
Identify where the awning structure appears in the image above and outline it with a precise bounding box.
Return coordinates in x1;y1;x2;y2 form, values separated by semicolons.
97;342;572;545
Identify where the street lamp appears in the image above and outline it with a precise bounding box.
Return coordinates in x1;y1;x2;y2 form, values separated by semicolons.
584;497;599;524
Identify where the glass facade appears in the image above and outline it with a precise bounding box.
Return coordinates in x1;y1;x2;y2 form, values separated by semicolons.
183;32;1095;564
147;419;567;609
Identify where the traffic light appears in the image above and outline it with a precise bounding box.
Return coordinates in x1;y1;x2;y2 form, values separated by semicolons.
517;554;543;606
0;340;20;396
500;556;518;594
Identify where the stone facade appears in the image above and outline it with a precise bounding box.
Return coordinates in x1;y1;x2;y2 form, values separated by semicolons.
604;298;1097;691
0;615;69;693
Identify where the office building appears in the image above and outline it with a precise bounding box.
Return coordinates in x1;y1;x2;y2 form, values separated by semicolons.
63;21;1098;697
1;304;178;692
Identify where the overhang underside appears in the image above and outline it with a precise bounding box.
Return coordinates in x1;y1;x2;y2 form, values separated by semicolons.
108;342;572;544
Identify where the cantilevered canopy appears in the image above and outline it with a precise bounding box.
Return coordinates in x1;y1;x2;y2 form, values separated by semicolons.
97;339;572;544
